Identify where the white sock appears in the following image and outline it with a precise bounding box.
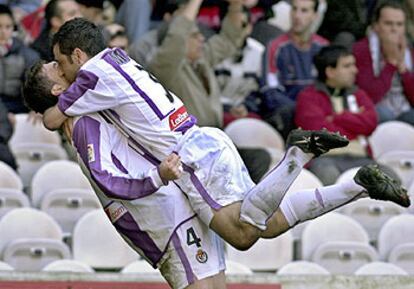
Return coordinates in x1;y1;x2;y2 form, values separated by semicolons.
279;180;368;227
240;146;313;230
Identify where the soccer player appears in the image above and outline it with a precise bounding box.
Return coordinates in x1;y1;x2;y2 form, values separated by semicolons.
37;17;409;251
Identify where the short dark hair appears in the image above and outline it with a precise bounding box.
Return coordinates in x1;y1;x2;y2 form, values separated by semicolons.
314;45;352;82
23;60;58;114
52;17;106;58
373;0;405;23
45;0;62;29
0;4;15;27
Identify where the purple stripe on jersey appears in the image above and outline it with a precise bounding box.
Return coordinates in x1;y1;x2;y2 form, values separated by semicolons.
58;70;99;114
113;210;163;266
182;164;222;210
171;232;195;284
102;51;169;120
72;116;159;200
175;115;198;135
111;153;128;174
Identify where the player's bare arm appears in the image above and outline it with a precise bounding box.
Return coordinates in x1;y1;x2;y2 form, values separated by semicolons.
43;105;68;130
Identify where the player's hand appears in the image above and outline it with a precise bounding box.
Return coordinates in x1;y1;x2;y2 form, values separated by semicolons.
159;153;184;182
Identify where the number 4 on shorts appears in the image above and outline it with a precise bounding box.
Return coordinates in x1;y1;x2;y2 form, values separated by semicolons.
186;227;202;248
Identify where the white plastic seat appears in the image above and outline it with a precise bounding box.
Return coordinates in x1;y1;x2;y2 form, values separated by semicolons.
0;189;30;219
121;260;162;276
42;259;94;273
9;113;61;147
302;212;377;274
388;243;414;274
40;188;101;235
355;261;408;275
340;198;405;243
335;167;360;184
0;161;23;191
225;260;253;275
3;238;71;271
224;118;285;151
368;121;414;159
12;143;68;188
31;160;92;208
377;150;414;189
226;231;293;271
72;210;139;269
0;261;14;271
277;261;330;275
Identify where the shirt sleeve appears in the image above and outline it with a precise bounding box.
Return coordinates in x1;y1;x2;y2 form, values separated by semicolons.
72;116;166;201
58;69;118;117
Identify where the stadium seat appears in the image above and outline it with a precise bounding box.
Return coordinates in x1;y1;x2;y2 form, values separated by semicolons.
3;238;70;271
224;118;285;151
12;143;68;188
0;161;23;191
302;212;378;274
368;121;414;159
226;231;293;272
276;261;330;275
72;210;139;269
340;198;405;244
377;150;414;189
40;188;101;235
0;261;13;271
0;188;30;219
335;167;360;184
42;259;94;272
378;214;414;273
31;160;92;208
121;260;162;276
225;260;254;275
408;182;414;214
355;261;408;275
9;114;61;147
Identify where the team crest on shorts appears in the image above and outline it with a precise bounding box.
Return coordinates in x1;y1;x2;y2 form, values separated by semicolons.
196;249;208;263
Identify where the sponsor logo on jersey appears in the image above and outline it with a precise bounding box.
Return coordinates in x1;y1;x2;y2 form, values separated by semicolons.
87;144;95;163
105;202;127;223
169;106;190;131
196;249;208;263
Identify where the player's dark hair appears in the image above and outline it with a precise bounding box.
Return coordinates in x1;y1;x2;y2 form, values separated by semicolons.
0;4;16;28
314;45;352;82
23;60;58;114
52;17;106;59
373;0;405;23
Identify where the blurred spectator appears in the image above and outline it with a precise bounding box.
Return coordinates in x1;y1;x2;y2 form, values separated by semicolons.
31;0;81;61
295;45;378;184
0;0;42;23
76;0;105;25
103;23;129;50
404;0;414;42
261;0;328;138
353;0;414;125
148;0;271;182
0;99;17;170
0;4;38;113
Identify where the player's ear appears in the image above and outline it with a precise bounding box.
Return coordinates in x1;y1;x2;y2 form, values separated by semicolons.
73;48;88;65
51;83;65;96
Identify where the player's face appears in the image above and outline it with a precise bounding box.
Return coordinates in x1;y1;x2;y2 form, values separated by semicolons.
291;0;317;35
0;14;14;46
42;61;70;92
53;44;80;83
328;55;358;89
374;7;405;43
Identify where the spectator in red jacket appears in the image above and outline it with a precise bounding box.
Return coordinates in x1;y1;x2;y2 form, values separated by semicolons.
295;45;381;185
353;0;414;125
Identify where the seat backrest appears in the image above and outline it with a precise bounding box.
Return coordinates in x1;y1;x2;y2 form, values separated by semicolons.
40;188;101;235
225;260;253;275
72;210;138;269
226;230;293;271
121;260;162;275
9;114;61;147
335;167;360;184
0;261;14;271
369;121;414;159
377;150;414;189
0;189;30;219
277;261;330;275
42;259;94;272
3;238;70;271
0;162;23;191
31;160;92;207
388;243;414;274
0;208;63;256
378;214;414;260
302;212;369;261
355;261;408;275
224;118;285;151
340;198;405;242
